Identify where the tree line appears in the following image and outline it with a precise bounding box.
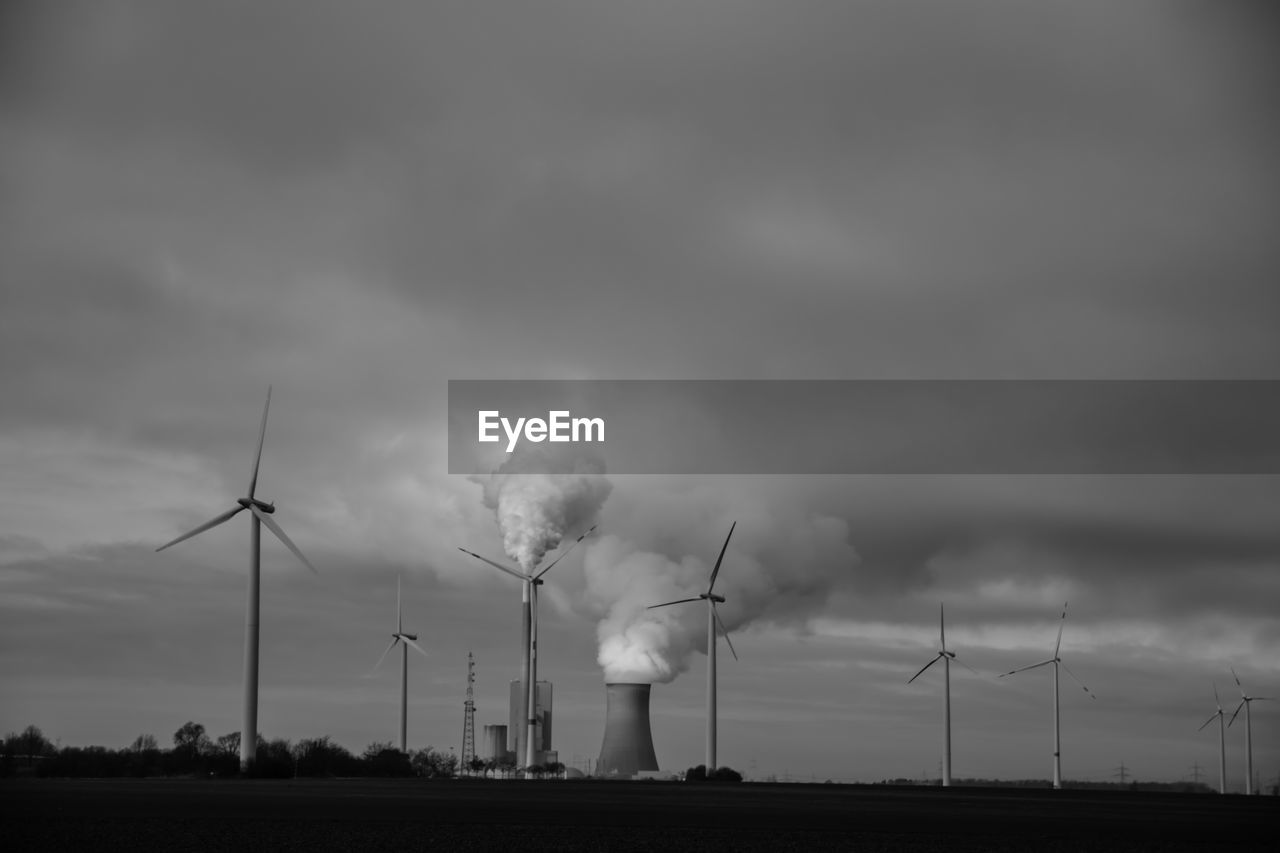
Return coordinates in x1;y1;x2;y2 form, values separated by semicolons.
1;722;472;779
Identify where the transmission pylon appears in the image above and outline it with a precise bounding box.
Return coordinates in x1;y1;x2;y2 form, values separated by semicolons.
461;652;476;772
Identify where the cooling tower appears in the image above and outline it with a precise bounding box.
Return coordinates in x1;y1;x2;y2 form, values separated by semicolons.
596;682;659;778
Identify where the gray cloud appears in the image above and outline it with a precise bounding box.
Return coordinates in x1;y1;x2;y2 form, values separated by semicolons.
1;0;1277;783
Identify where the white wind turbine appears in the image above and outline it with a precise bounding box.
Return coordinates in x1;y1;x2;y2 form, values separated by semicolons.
369;575;429;752
155;386;317;771
999;602;1095;789
457;524;596;770
907;603;979;787
648;521;738;772
1228;668;1273;795
1197;683;1227;794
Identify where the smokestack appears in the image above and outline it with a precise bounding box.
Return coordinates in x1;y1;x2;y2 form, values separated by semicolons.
596;682;659;778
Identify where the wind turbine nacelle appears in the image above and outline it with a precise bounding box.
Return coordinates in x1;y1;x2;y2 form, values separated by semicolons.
705;593;725;604
238;498;276;513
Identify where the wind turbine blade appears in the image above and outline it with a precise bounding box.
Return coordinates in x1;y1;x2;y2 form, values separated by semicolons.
706;521;736;594
646;597;702;610
1198;713;1220;732
1214;683;1222;710
953;656;983;678
155;505;245;552
1000;658;1055;677
939;602;947;654
248;386;271;499
457;548;527;581
402;636;430;660
1059;660;1096;699
397;575;403;634
712;603;737;661
534;524;598;580
249;504;318;574
368;637;399;675
1228;700;1245;727
907;654;941;684
1053;602;1067;658
1231;667;1244;694
1251;697;1275;701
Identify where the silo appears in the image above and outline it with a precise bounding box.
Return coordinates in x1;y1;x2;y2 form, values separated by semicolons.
595;682;659;778
482;724;508;762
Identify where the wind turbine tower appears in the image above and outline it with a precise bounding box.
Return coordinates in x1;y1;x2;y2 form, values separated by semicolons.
458;525;596;770
370;575;429;752
1198;684;1228;794
156;386;318;771
907;603;979;787
1228;668;1273;795
648;522;738;772
999;602;1095;789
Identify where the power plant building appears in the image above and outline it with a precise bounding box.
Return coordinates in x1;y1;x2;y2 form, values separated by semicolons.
596;682;660;778
508;680;553;764
481;724;510;763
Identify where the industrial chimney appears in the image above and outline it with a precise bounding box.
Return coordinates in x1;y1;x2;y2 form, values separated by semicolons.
596;682;659;777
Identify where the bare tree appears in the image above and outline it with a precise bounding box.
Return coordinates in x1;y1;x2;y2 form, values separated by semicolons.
12;725;53;765
214;732;240;756
173;721;209;758
129;734;158;753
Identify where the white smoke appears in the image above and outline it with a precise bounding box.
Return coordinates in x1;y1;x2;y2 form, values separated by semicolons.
470;445;613;571
471;459;860;684
583;502;859;684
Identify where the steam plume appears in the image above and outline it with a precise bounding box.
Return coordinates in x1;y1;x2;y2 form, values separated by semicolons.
584;511;858;683
470;445;612;571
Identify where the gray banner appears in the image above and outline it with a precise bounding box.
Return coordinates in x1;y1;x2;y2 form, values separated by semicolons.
448;380;1280;475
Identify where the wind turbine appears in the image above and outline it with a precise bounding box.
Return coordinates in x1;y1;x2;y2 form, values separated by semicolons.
155;386;317;771
1197;683;1227;794
907;603;979;787
1228;668;1273;795
647;521;738;772
458;524;596;770
999;602;1095;789
369;575;429;752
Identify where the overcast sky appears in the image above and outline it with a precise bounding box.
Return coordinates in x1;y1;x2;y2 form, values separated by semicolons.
2;1;1278;786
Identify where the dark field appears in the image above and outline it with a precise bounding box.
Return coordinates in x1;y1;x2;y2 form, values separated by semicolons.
4;778;1276;852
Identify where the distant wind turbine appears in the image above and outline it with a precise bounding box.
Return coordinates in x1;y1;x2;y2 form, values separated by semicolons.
369;575;429;752
458;525;596;770
907;603;979;787
1228;668;1272;796
648;521;738;772
999;602;1095;789
1197;683;1228;794
155;386;317;771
